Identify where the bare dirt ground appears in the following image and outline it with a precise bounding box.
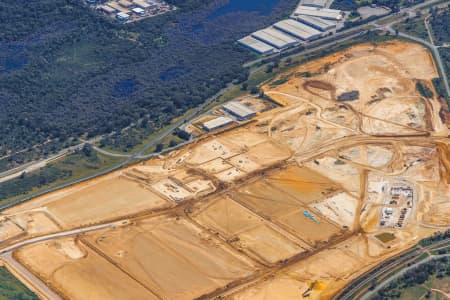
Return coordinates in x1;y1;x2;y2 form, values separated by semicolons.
3;41;450;300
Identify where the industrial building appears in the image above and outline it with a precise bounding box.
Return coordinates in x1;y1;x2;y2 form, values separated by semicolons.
273;19;322;41
132;0;151;8
107;2;130;13
222;101;256;120
99;5;116;14
202;117;234;132
293;15;336;31
251;27;299;50
132;7;146;16
119;0;133;7
116;12;130;21
302;0;328;8
293;6;343;20
238;36;277;55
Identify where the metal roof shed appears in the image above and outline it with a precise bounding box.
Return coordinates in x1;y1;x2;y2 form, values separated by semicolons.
238;36;277;55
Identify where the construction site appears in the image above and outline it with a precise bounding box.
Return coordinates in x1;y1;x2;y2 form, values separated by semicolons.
0;40;449;300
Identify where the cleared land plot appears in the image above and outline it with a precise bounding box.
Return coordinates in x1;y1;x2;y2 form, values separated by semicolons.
192;196;308;264
185;140;238;165
84;216;257;300
310;192;358;229
278;210;342;246
339;144;393;168
228;153;262;173
0;219;24;241
192;196;265;237
305;156;361;197
231;247;366;300
235;224;309;264
151;178;192;201
266;165;341;205
244;141;291;167
196;158;234;174
232;166;343;246
214;167;245;182
16;238;159;300
47;177;171;227
219;130;269;149
233;180;304;218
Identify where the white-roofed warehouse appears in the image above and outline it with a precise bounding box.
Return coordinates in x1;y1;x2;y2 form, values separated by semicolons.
203;117;233;132
238;36;277;55
222;101;256;120
293;6;343;20
302;0;327;8
293;15;336;31
251;27;299;50
273;19;322;41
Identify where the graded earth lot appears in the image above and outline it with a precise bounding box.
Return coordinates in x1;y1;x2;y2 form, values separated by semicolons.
2;41;449;300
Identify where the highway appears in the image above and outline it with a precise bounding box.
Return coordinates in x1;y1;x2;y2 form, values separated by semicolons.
360;253;450;300
335;238;450;300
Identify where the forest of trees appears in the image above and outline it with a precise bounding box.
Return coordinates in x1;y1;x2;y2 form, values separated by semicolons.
0;267;38;300
0;0;296;157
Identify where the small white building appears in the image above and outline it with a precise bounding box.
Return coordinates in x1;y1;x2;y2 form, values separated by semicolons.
116;12;130;21
132;7;146;16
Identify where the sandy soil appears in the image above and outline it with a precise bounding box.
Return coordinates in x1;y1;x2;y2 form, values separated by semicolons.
47;177;171;227
84;216;257;300
192;196;309;264
16;238;159;300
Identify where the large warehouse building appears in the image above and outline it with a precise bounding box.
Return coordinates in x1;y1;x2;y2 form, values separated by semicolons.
251;27;299;50
302;0;327;8
202;117;233;132
238;36;277;55
293;15;337;31
273;19;322;41
223;101;256;120
293;6;343;20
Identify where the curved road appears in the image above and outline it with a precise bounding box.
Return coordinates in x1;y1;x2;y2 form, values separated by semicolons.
336;238;450;300
361;253;450;300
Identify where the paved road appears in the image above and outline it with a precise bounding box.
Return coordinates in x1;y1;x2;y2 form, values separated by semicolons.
0;143;86;184
336;238;450;300
0;252;62;300
0;223;114;254
0;222;115;300
396;31;450;99
361;253;450;300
